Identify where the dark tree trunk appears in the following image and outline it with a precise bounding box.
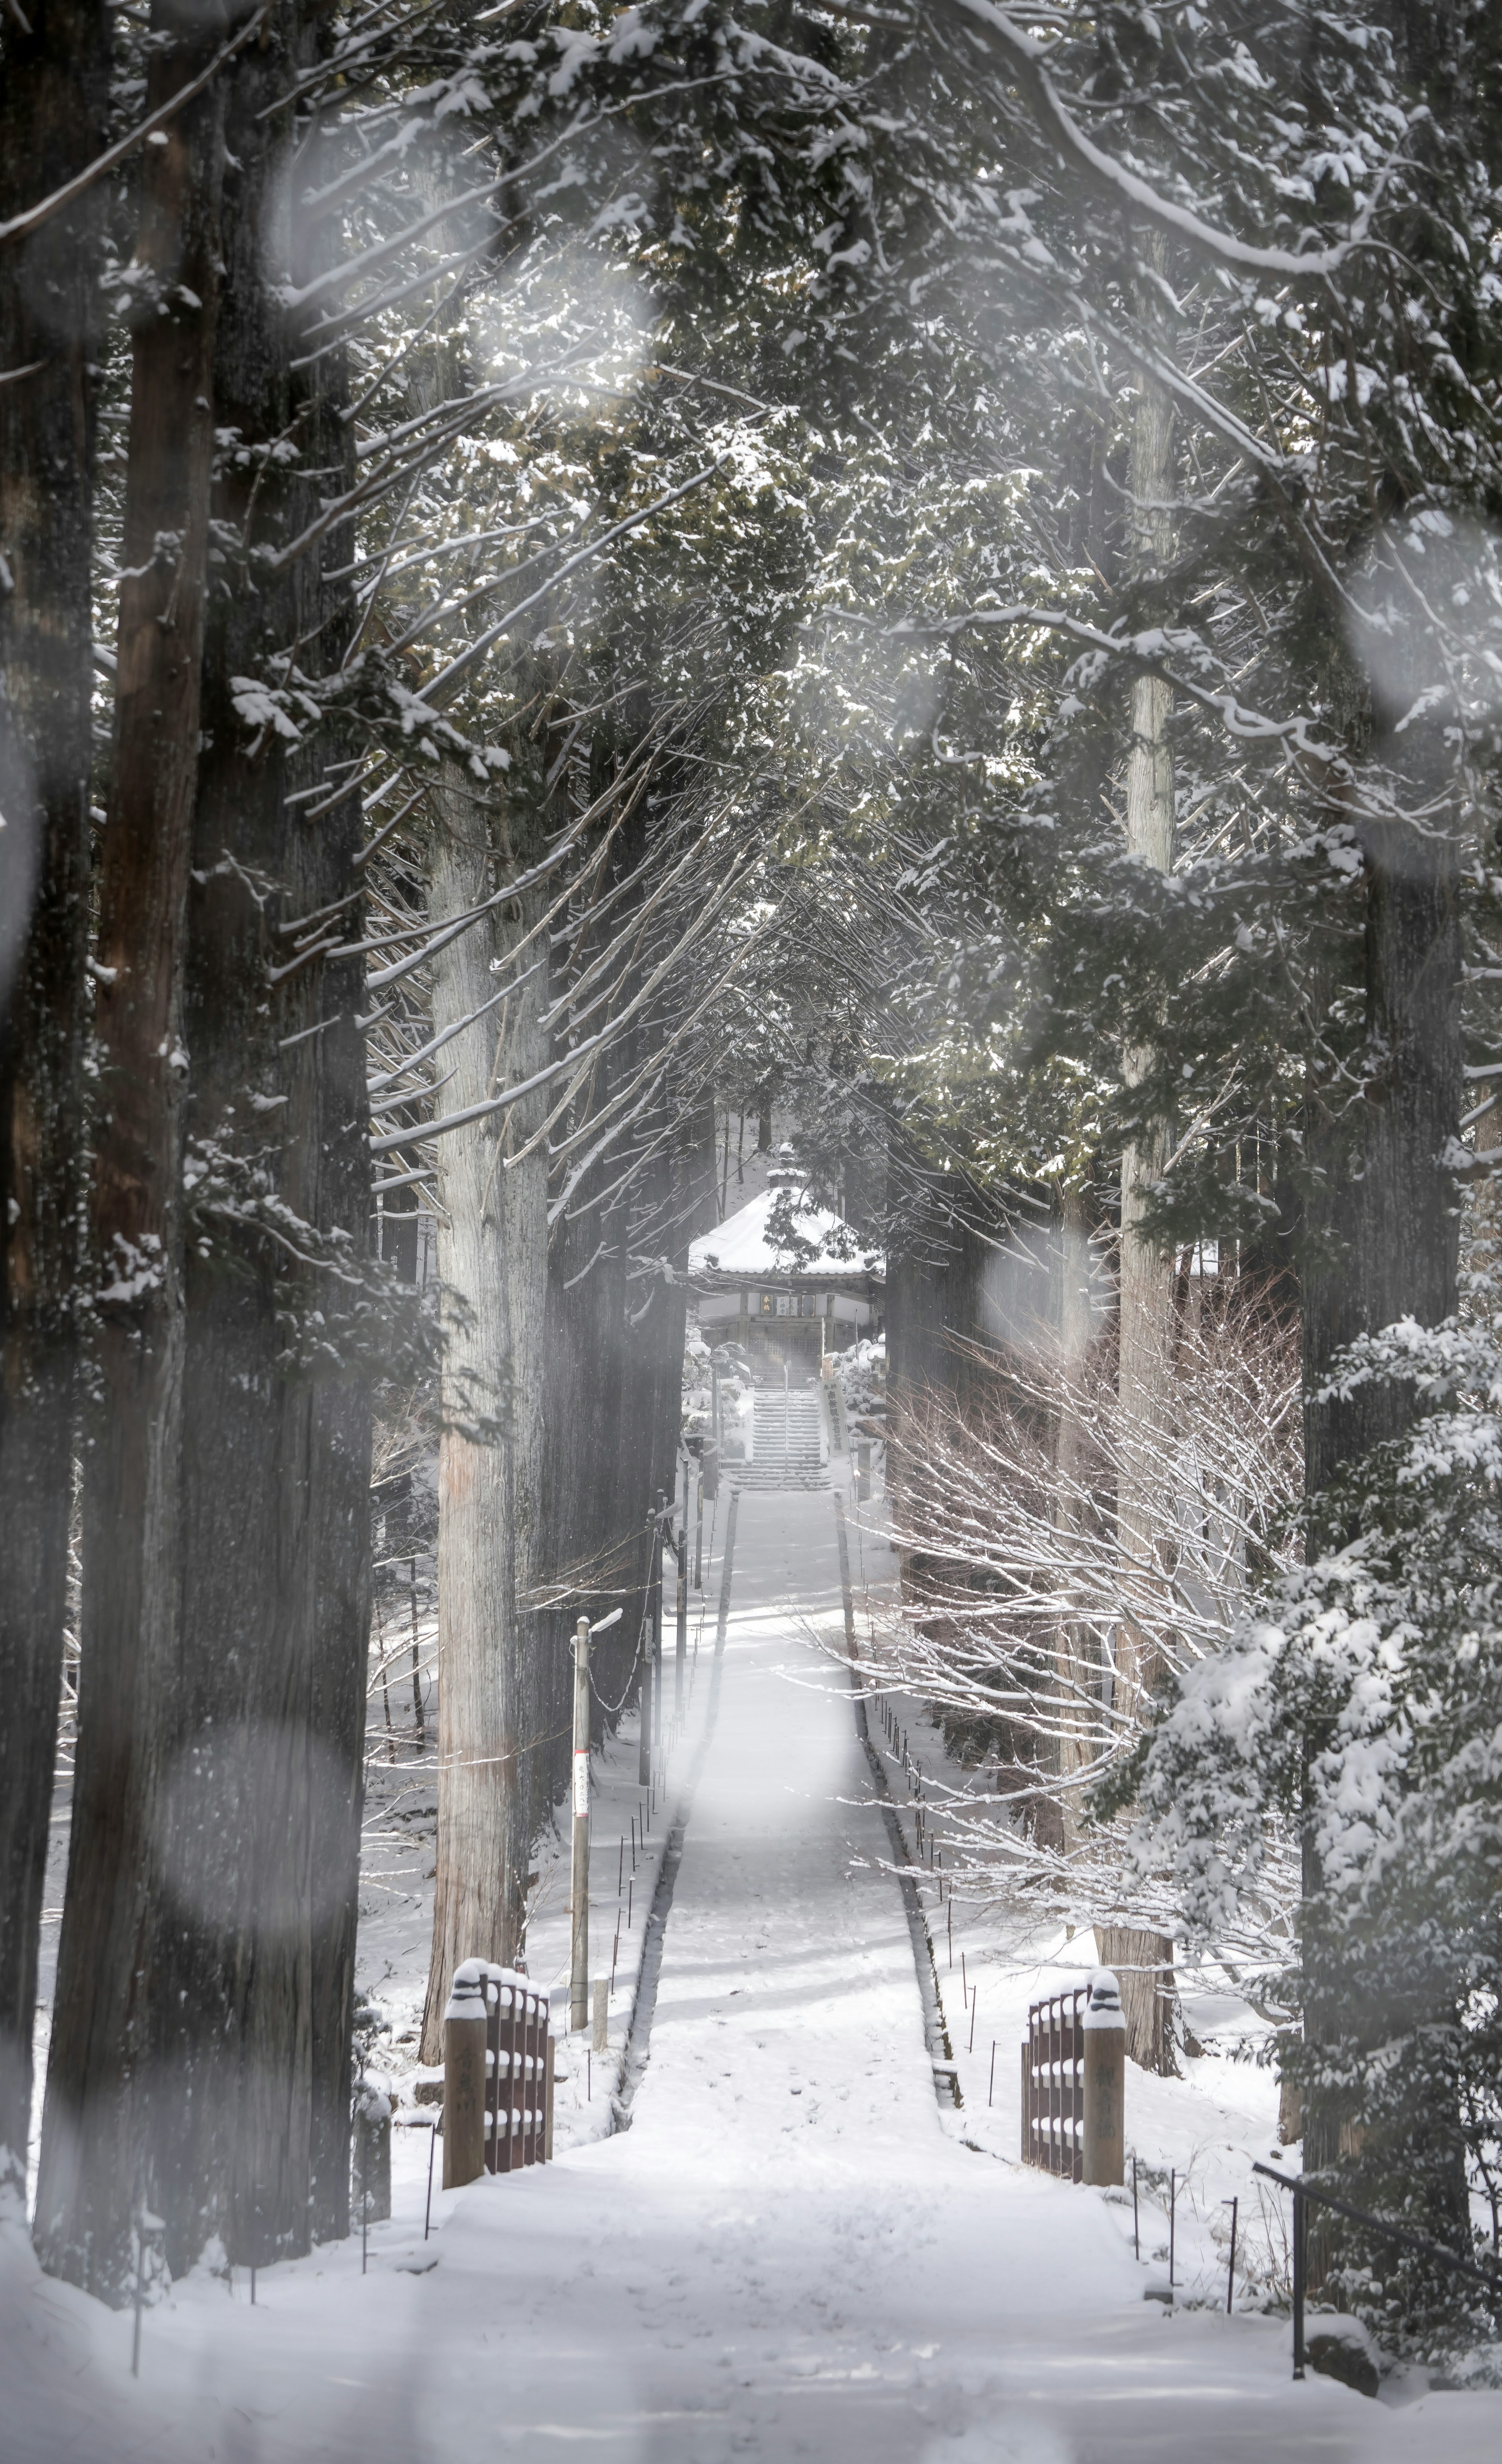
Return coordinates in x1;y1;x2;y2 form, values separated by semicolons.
540;770;655;1754
34;0;226;2301
1301;811;1462;1506
0;0;109;2194
1299;730;1462;2235
155;4;372;2275
542;1040;637;1748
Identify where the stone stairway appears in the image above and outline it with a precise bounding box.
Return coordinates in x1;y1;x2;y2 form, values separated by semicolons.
736;1383;829;1491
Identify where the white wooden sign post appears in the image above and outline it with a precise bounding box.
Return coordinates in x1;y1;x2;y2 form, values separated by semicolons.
570;1615;590;2031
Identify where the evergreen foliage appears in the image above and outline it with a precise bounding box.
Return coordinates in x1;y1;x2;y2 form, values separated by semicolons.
1127;1250;1502;2356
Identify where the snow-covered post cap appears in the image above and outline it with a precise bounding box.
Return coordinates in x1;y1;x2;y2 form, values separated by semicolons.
443;1964;489;2190
444;1960;488;2025
1082;1971;1125;2185
1082;1968;1125;2030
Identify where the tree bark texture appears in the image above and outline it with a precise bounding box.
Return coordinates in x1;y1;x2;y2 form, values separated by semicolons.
1094;1925;1177;2077
0;0;109;2192
1301;805;1461;1504
153;6;371;2276
541;776;660;1756
1052;1186;1095;1845
1115;336;1176;1724
1111;269;1179;2074
1289;0;1480;2270
34;0;226;2300
1299;745;1462;2212
421;759;550;2057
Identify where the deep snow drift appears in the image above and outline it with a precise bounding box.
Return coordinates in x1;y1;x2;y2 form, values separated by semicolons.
4;1479;1500;2460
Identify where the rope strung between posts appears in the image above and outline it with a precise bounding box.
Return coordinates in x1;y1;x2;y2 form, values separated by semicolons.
585;1492;690;1714
586;1505;669;1715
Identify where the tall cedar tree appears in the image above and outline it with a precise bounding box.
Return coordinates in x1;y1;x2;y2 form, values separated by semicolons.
0;0;110;2190
37;0;373;2290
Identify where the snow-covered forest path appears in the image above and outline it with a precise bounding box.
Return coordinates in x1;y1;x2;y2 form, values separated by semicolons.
7;1489;1499;2461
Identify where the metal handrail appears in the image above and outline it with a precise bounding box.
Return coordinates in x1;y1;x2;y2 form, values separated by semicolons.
1251;2157;1501;2380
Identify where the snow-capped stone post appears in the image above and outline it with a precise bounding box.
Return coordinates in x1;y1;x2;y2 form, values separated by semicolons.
352;2080;392;2226
571;1618;590;2032
1082;1968;1125;2186
442;1960;488;2189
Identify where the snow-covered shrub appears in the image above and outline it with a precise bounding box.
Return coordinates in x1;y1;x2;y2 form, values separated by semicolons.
1129;1292;1502;2359
832;1335;885;1432
682;1325;714;1448
683;1335;757;1462
874;1295;1299;1869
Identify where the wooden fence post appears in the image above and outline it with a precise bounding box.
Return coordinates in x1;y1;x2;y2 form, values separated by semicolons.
523;1982;542;2165
571;1617;590;2031
652;1493;665;1766
638;1505;654;1789
716;1486;739;1652
498;1970;519;2172
833;1494;857;1658
676;1522;688;1715
442;1961;488;2189
1082;1968;1125;2187
592;1976;608;2054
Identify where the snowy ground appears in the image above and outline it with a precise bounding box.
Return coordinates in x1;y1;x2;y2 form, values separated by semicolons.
6;1466;1502;2460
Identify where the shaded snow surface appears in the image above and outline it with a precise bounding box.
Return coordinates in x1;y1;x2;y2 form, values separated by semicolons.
4;1486;1501;2460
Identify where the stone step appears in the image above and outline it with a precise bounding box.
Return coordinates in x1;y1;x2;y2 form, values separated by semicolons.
738;1390;829;1489
733;1469;830;1493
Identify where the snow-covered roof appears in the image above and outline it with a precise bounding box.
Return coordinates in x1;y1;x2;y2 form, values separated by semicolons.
688;1182;884;1281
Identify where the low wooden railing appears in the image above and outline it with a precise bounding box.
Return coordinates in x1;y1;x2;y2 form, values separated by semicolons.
444;1962;552;2186
1021;1986;1085;2180
1021;1970;1126;2187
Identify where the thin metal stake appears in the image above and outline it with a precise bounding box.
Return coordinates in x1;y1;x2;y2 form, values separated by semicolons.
1169;2168;1176;2290
989;2041;996;2107
131;2227;144;2377
1133;2155;1139;2259
627;1879;633;1928
1225;2195;1238;2313
947;1897;952;1966
424;2121;437;2241
968;1994;977;2055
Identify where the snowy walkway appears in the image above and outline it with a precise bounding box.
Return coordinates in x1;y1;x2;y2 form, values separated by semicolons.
5;1489;1501;2460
